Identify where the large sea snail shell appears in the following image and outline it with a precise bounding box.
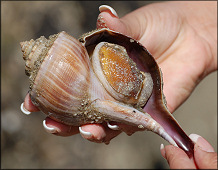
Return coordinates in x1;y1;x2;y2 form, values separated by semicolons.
20;28;194;157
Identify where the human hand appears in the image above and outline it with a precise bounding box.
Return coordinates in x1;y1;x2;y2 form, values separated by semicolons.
21;2;217;144
97;1;217;112
160;134;217;169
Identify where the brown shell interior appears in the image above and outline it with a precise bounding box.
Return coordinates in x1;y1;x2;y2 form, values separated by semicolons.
98;43;144;98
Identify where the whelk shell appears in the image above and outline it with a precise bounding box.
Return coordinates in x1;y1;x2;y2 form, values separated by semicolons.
20;28;194;157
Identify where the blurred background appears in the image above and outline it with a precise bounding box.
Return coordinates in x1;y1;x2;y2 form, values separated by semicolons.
1;1;217;169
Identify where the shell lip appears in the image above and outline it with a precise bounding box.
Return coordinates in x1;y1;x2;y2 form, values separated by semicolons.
79;28;157;73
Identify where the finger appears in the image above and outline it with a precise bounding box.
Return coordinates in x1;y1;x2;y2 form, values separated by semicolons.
102;123;144;144
97;5;144;40
43;117;79;136
189;134;217;169
79;123;122;144
161;144;196;169
103;122;143;143
23;93;39;112
78;122;142;144
117;123;144;136
194;146;217;169
79;124;106;142
22;94;80;136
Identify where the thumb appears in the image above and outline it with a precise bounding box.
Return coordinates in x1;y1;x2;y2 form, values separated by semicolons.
96;5;143;40
189;134;217;169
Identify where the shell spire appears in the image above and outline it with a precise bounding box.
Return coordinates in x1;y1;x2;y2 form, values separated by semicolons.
20;39;35;61
20;34;59;89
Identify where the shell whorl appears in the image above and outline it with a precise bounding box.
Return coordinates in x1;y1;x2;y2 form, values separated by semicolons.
20;34;58;89
21;32;92;125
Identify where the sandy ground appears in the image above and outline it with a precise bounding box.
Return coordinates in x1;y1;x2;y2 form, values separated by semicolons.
1;1;217;169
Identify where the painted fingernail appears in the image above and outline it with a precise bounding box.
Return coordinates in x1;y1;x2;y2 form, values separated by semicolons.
20;103;31;115
160;143;166;159
160;143;165;150
99;5;119;18
43;120;58;134
189;133;215;152
107;122;119;130
79;126;93;138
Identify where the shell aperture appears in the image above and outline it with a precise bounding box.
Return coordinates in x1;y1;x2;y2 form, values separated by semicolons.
91;42;152;105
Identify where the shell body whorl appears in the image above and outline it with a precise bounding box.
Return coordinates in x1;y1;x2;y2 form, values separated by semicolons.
22;32;98;125
21;29;154;125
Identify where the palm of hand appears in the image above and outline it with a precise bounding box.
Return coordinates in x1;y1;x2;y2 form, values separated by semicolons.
101;3;211;113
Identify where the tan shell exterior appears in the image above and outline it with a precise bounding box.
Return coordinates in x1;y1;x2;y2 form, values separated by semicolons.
27;32;94;125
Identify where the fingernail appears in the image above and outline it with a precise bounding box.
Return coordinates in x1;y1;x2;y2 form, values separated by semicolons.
79;126;93;138
20;103;31;115
107;122;119;130
189;133;215;152
160;143;166;159
43;120;58;134
160;143;165;150
99;5;118;18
